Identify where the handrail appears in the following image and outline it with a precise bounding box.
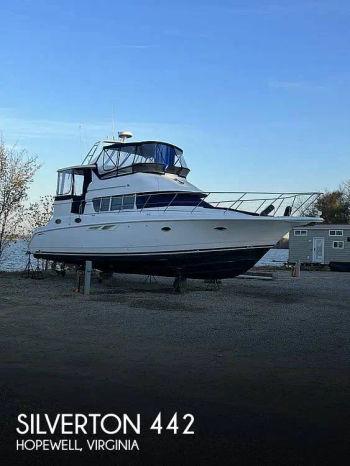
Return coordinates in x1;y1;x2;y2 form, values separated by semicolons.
54;191;321;218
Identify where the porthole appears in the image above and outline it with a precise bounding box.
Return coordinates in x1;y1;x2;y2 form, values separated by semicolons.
161;226;171;232
214;226;227;231
75;218;82;223
55;219;61;224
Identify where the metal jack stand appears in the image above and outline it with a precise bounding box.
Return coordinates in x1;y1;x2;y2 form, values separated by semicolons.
74;261;93;295
291;261;301;278
173;276;187;293
145;275;158;284
21;252;44;279
84;261;92;295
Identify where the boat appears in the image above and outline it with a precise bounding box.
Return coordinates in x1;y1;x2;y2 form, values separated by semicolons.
29;131;322;284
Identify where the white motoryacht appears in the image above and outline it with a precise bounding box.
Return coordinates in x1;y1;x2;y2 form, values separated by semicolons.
29;131;322;280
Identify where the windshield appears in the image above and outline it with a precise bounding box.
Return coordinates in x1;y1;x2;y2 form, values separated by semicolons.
98;142;186;174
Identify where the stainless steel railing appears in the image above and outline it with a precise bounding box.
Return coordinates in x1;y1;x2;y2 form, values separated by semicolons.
55;191;322;217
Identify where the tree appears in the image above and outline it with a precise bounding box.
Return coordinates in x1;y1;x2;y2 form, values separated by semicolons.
26;195;54;234
316;190;349;224
0;140;40;259
304;182;350;224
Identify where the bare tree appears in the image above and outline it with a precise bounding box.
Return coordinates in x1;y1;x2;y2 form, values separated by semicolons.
0;140;40;259
26;195;54;235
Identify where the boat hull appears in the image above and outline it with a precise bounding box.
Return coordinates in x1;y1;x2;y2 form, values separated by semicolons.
30;214;314;279
34;246;269;279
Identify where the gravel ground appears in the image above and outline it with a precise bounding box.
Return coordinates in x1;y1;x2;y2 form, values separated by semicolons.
0;270;349;465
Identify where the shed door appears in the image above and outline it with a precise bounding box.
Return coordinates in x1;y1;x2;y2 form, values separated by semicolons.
312;237;325;263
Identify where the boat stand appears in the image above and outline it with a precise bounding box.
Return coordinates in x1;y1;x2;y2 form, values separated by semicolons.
21;252;45;279
173;276;187;293
145;275;158;284
74;261;93;295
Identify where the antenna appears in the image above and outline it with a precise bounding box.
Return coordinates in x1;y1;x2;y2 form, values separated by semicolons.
118;131;133;142
79;123;83;154
112;106;116;141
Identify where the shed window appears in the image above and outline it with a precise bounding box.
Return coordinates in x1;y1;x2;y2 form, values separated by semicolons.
333;241;344;249
329;230;343;236
294;230;308;236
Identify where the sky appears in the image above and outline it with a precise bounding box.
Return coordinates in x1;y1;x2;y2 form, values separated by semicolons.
1;0;350;199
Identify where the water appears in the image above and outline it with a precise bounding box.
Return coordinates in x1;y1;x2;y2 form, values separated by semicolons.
0;240;29;272
256;248;289;267
0;241;289;272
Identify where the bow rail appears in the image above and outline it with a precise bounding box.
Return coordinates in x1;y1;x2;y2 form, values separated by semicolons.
196;191;321;216
135;191;321;216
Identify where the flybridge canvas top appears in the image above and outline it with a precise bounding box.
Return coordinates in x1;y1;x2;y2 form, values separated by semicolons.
81;140;188;176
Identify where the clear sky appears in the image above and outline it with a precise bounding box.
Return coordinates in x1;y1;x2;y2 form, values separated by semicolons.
1;0;349;199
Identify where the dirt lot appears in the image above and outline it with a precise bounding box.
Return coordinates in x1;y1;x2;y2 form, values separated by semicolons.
0;270;349;465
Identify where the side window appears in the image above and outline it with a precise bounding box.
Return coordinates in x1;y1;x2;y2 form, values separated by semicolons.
92;195;135;212
57;171;73;196
100;197;111;211
122;195;135;210
92;198;101;212
111;196;123;211
102;148;118;172
73;174;84;196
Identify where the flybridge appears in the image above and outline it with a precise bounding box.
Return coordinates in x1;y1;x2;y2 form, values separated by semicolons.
80;139;189;178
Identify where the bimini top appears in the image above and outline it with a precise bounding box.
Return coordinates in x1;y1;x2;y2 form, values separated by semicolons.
82;140;189;178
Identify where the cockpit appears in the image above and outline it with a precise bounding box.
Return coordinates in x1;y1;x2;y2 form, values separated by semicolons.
83;141;190;178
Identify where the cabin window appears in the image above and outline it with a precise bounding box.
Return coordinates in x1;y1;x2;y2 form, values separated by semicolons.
333;241;344;249
73;174;84;196
122;195;135;210
100;197;111;211
136;193;211;209
57;171;73;196
110;196;123;211
329;230;343;236
93;198;101;212
92;194;136;212
294;230;308;236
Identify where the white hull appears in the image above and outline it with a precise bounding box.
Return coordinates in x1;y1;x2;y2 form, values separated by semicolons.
30;210;313;256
